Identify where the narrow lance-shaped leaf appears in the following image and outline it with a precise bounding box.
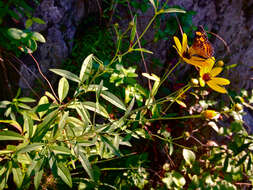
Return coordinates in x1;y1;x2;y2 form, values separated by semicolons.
18;143;44;154
100;135;122;157
162;8;186;14
50;69;80;83
0;130;24;141
82;102;109;118
132;48;153;54
0;120;22;133
130;15;137;44
34;169;43;190
149;0;156;10
58;77;69;102
56;162;72;188
12;164;24;188
101;91;126;111
78;151;94;180
79;54;93;83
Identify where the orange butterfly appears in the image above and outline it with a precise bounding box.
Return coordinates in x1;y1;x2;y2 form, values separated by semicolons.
189;26;214;59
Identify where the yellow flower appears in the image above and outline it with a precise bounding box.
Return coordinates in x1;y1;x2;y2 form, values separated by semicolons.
199;60;230;93
173;33;210;67
202;110;219;119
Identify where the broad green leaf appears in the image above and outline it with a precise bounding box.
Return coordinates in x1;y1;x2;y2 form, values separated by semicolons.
0;130;24;141
57;162;72;188
79;54;93;83
162;8;186;14
51;146;71;155
18;143;44;153
0;120;22;133
78;151;94;180
183;149;196;165
8;28;23;40
100;135;121;156
130;15;137;43
101;91;126;111
82;102;109;118
50;69;80;83
133;48;153;54
18;97;36;103
32;17;46;24
25;19;33;28
172;171;186;187
37;96;49;118
12;166;24;188
0;100;11;108
34;169;43;190
58;77;69;102
32;32;46;43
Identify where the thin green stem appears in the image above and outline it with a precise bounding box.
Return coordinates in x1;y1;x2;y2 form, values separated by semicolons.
159;59;181;88
163;84;191;113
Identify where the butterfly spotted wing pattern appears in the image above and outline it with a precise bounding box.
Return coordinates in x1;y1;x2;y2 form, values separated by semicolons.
189;26;214;59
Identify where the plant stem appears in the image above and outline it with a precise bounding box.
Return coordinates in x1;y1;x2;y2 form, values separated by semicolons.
163;84;191;113
29;53;59;103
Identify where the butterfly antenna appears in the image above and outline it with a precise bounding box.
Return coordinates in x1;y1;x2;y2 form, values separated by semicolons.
206;31;230;55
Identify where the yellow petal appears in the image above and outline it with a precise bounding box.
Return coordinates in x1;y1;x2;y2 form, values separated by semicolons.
182;33;188;52
207;80;227;93
184;57;206;67
212;77;230;85
173;45;182;57
199;77;205;87
173;36;182;53
210;67;223;77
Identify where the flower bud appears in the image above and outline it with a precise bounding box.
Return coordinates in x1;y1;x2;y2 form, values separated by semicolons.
202;110;219;119
191;78;199;86
217;60;224;67
234;103;243;112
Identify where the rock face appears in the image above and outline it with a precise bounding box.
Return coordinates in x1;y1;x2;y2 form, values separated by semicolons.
19;0;252;92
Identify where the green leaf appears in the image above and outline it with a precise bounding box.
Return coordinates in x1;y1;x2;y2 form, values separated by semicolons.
172;171;186;187
96;80;103;102
162;8;186;14
82;102;109;118
25;19;33;28
32;17;46;24
50;69;80;83
18;143;44;153
58;77;69;102
51;146;71;155
78;151;94;180
101;91;126;111
76;103;91;124
183;149;196;165
57;162;72;188
149;0;156;9
130;15;137;43
8;28;23;40
34;169;43;190
142;73;160;81
0;150;14;155
32;109;59;142
18;97;36;103
12;166;24;188
100;135;121;156
79;54;93;83
0;120;22;133
32;32;46;43
17;102;31;110
23;113;34;138
133;48;153;54
0;130;24;141
84;84;108;92
37;96;49;118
